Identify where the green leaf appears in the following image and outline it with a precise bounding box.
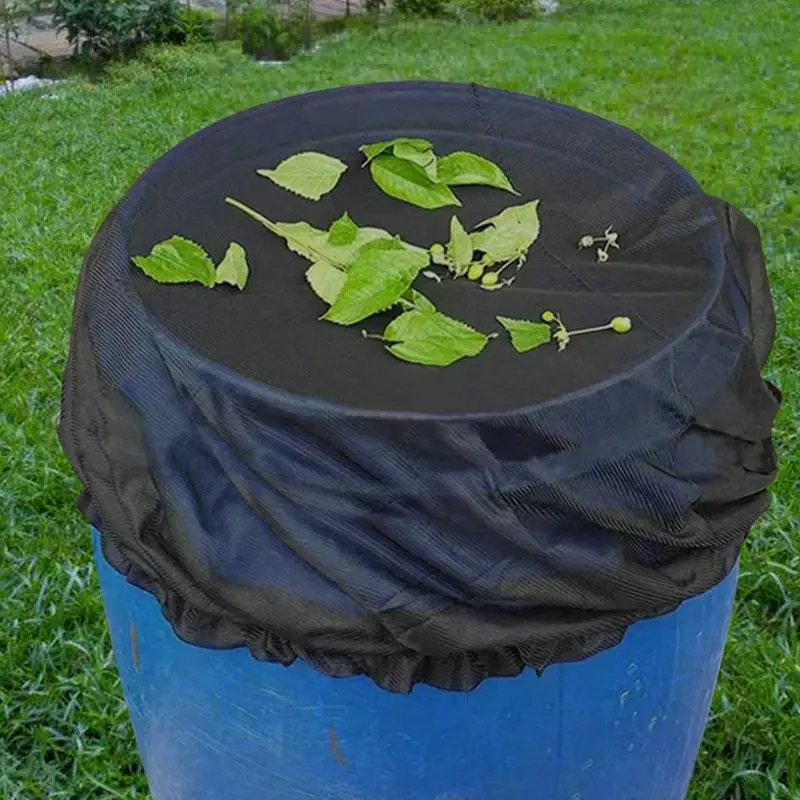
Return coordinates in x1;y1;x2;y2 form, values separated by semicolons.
369;155;461;210
328;212;359;246
393;141;438;181
360;137;433;165
257;152;347;201
383;309;489;366
446;215;473;277
305;261;346;305
437;152;518;194
472;200;541;263
324;239;430;325
278;220;395;268
132;236;216;287
405;288;436;312
497;316;552;353
215;242;250;290
225;198;426;269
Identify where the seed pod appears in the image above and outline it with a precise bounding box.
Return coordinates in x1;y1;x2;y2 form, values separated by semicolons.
468;262;486;281
611;316;632;334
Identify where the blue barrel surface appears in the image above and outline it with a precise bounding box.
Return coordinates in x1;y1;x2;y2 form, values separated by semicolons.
94;529;737;800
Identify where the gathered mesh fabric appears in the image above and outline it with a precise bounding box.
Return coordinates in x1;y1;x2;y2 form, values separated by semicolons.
60;83;780;693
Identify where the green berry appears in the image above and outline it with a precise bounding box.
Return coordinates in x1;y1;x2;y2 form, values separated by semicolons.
481;272;499;287
467;262;485;281
429;243;445;256
541;310;556;323
611;316;632;334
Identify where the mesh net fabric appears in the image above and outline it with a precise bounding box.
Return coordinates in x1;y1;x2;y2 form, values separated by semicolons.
60;82;780;693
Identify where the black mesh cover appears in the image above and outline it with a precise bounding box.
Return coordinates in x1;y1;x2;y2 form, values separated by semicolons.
60;83;780;693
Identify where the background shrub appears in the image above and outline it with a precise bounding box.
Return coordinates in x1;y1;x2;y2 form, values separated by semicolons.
178;6;218;43
393;0;446;17
458;0;539;20
52;0;187;59
237;0;306;60
140;0;185;43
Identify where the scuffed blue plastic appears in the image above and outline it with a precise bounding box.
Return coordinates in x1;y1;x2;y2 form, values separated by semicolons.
94;529;737;800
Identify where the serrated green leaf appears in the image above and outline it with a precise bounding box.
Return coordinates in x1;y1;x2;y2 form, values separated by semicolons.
306;261;346;305
478;199;541;230
257;152;347;201
370;155;461;210
497;316;552;353
472;200;541;263
324;239;430;325
360;137;433;165
446;215;473;277
132;235;216;286
328;212;359;246
214;242;250;290
393;141;438;181
276;220;395;268
225;197;426;270
383;309;489;366
405;289;436;312
437;152;518;194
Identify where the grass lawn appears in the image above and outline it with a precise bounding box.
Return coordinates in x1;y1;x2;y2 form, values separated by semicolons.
1;0;798;797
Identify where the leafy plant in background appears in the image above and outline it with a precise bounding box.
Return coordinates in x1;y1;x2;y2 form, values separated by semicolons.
140;0;186;44
362;0;385;15
1;0;21;73
451;0;539;21
393;0;447;19
177;5;217;43
53;0;140;59
52;0;186;59
237;0;305;61
221;0;239;38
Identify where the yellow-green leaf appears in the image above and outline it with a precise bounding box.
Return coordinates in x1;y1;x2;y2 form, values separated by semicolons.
472;200;541;262
215;242;249;290
446;215;473;277
306;261;346;305
369;155;461;210
438;151;518;194
257;152;347;201
132;236;216;286
405;289;436;312
497;316;552;353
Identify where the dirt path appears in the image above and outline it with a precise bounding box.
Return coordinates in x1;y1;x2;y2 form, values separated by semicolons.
2;14;72;74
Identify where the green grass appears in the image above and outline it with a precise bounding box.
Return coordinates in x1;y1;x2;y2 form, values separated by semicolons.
1;1;798;797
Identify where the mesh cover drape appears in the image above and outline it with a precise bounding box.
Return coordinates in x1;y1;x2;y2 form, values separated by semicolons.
60;83;780;692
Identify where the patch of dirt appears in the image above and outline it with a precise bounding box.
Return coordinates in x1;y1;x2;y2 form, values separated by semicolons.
2;14;72;75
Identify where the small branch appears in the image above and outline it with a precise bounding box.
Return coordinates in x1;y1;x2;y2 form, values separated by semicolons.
9;35;51;57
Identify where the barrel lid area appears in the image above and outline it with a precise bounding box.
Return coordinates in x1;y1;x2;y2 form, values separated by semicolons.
124;82;719;415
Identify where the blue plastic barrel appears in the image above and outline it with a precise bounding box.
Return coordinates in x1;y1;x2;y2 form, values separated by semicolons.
93;529;737;800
